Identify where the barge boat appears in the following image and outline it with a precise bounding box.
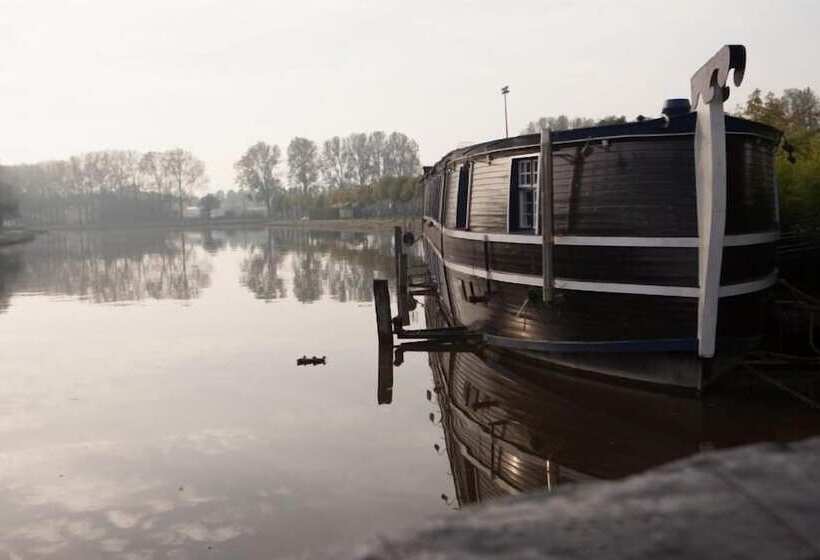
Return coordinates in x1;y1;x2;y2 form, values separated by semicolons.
420;45;781;390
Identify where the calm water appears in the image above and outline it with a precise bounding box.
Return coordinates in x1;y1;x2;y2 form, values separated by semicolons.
0;227;450;559
1;227;819;559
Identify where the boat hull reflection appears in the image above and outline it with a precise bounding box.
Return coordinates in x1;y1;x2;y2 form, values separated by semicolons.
424;301;820;506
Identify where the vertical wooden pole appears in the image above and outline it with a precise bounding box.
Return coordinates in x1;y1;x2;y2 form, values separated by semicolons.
394;226;409;325
377;343;394;405
373;279;393;347
540;127;554;303
400;252;410;326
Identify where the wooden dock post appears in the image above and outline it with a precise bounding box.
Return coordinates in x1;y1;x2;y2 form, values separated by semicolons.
373;279;393;347
377;343;394;405
394;227;410;326
539;127;554;303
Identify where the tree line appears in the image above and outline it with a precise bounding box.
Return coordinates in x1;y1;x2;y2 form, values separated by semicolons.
520;115;627;134
738;87;820;230
234;131;421;219
0;149;206;226
0;130;421;226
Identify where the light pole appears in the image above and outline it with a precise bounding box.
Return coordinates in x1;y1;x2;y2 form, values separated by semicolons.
501;85;510;138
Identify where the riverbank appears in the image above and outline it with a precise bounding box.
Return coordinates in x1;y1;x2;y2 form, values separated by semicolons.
42;216;422;235
0;228;37;247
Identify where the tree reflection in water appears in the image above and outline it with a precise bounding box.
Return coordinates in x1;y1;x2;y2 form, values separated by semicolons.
239;229;287;301
0;226;404;311
238;228;398;303
0;250;22;313
12;230;212;303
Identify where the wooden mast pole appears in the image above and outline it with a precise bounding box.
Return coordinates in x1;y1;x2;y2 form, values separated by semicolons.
540;127;554;303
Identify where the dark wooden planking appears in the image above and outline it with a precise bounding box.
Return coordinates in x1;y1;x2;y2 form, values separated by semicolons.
447;235;688;286
444;167;461;228
552;138;698;236
469;158;512;232
446;269;699;341
428;132;776;239
725;138;777;234
721;243;777;285
716;291;768;339
444;235;776;288
422;175;443;220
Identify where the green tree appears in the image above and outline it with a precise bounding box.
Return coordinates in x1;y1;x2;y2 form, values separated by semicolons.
0;179;19;227
521;115;595;134
163;149;208;220
740;87;820;228
287;137;320;196
235;142;282;219
198;193;221;220
597;115;627;126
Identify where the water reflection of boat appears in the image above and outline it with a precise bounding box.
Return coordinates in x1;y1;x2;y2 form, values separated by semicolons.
420;46;781;390
424;302;820;506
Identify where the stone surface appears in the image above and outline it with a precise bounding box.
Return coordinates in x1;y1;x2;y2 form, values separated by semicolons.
337;438;820;559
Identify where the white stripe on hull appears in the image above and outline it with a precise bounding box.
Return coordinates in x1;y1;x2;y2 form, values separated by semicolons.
423;236;777;298
431;221;779;248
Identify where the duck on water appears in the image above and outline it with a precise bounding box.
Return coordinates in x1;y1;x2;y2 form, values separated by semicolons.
418;45;782;391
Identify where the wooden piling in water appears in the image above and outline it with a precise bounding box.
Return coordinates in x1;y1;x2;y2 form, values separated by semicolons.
373;279;393;347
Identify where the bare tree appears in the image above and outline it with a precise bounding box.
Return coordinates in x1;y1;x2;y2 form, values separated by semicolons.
344;132;371;187
287;137;319;196
163;149;207;220
384;132;420;177
139;152;170;194
320;137;349;190
368;131;387;179
235;141;282;219
521;116;595;134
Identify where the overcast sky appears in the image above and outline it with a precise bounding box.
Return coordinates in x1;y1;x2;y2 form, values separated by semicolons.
1;0;818;190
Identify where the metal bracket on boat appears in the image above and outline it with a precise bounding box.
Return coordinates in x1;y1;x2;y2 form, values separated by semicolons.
461;279;491;304
691;44;746;359
373;278;483;404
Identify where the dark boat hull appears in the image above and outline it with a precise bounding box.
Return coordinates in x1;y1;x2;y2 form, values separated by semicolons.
421;115;780;390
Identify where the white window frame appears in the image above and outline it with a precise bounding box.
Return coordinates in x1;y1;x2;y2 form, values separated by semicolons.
508;155;540;234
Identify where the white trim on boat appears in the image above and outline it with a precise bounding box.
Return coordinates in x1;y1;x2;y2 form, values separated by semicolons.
556;235;697;247
445;228;542;244
723;231;780;246
718;270;778;297
554;279;699;297
443;131;777;165
436;224;779;248
424;237;776;298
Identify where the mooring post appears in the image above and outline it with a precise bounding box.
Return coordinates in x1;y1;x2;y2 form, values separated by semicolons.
690;45;746;358
377;343;394;405
539;127;554;303
373;279;393;347
394;226;409;325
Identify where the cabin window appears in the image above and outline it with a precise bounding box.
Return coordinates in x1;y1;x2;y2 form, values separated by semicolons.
455;162;471;229
509;158;538;232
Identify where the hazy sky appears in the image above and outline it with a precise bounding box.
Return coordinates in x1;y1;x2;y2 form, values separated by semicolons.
1;0;818;190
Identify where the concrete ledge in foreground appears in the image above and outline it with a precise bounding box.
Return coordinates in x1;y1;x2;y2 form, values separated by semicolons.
340;437;820;559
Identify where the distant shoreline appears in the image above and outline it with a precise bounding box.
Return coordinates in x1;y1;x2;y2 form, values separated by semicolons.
40;216;422;235
0;228;37;248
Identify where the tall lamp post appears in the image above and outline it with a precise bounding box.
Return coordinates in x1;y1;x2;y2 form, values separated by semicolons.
501;85;510;138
